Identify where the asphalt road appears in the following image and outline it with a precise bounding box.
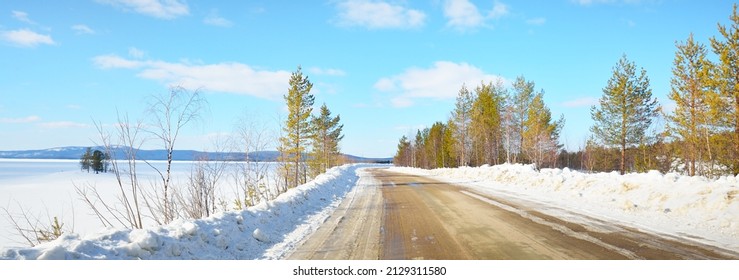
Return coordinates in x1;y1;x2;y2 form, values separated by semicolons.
287;168;738;260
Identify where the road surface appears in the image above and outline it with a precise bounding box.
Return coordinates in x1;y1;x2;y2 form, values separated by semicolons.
287;168;738;260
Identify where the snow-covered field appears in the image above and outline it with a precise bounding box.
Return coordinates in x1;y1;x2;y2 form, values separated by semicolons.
1;162;379;259
0;159;207;249
391;164;739;253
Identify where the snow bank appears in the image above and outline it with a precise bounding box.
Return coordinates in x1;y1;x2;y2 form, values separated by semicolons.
0;164;380;260
391;164;739;251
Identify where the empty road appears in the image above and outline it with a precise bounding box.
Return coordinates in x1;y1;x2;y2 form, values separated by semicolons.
287;168;738;260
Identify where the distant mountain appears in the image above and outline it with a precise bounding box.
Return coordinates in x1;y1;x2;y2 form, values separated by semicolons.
0;146;392;163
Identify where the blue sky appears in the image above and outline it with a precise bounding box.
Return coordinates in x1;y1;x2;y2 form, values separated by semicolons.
0;0;733;158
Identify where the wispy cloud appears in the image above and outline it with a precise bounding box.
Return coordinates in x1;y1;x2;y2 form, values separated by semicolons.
11;11;35;24
0;115;41;124
72;24;96;35
562;97;599;108
97;0;189;19
93;54;291;99
128;47;145;59
526;17;546;26
203;9;233;27
38;121;89;129
333;0;426;29
1;29;55;47
375;61;507;107
489;1;510;19
309;67;346;77
443;0;510;31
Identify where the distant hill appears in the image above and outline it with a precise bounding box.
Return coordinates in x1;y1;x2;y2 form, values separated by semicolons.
0;146;392;163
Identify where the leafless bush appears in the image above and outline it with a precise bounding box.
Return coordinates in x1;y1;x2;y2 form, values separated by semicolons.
1;201;73;246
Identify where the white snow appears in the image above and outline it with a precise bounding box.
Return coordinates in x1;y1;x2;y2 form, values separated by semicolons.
390;164;739;252
1;163;381;259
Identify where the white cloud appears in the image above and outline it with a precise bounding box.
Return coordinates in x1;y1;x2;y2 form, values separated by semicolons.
204;10;233;27
128;47;145;59
93;55;291;99
1;29;55;47
11;11;34;24
443;0;509;31
443;0;485;29
97;0;189;19
93;54;143;69
375;61;506;107
38;121;89;129
334;0;426;29
562;97;599;108
526;17;546;26
0;115;41;124
72;24;96;35
488;1;510;19
309;67;346;77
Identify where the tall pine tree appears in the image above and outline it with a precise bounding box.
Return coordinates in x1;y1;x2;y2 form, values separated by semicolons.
278;66;314;188
451;84;474;167
509;76;536;163
522;91;564;169
710;4;739;175
667;34;717;176
309;103;344;177
590;54;658;175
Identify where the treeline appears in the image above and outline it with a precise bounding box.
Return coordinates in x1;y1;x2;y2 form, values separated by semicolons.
394;77;564;170
396;4;739;177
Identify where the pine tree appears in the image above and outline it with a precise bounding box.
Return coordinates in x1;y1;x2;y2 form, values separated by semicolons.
667;34;717;176
309;103;344;177
80;147;92;173
522;91;564;169
393;135;412;166
710;4;739;175
278;66;315;188
451;84;474;166
471;81;505;166
509;76;536;163
590;54;659;175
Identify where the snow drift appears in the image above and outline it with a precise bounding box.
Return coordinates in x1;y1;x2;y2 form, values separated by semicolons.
391;164;739;252
1;164;377;260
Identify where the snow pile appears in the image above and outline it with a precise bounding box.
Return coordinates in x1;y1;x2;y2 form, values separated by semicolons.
391;164;739;251
0;164;378;260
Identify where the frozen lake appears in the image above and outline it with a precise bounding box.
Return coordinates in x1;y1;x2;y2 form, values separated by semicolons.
0;159;279;249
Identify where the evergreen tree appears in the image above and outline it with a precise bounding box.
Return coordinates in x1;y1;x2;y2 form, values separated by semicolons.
279;66;315;188
92;149;105;174
393;135;412;166
710;4;739;175
522;92;564;168
667;34;717;176
451;84;474;166
471;81;505;166
309;103;344;176
80;147;92;173
509;76;536;163
590;54;659;175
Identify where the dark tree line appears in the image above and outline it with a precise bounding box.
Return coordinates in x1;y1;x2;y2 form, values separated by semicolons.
79;147;110;174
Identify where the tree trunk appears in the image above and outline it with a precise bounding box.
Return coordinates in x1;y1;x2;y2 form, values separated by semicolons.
620;140;626;175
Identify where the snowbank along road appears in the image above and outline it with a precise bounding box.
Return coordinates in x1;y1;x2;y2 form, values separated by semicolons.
288;168;739;260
